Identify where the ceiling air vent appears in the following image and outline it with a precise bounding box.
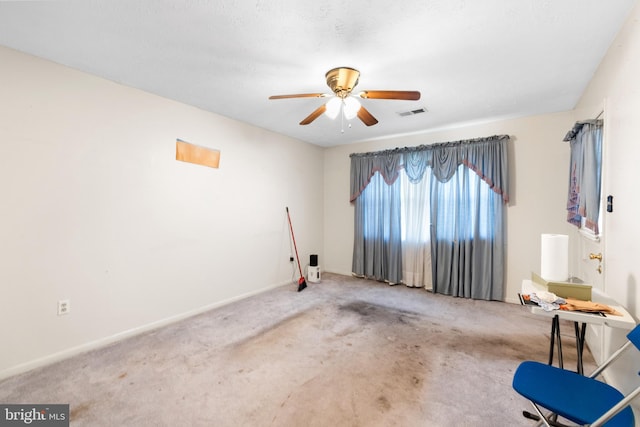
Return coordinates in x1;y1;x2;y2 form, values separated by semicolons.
397;107;427;117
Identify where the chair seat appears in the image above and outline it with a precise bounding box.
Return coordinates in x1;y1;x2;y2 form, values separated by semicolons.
513;361;635;427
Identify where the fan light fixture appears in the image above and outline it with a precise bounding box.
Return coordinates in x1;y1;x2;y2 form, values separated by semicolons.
325;96;361;120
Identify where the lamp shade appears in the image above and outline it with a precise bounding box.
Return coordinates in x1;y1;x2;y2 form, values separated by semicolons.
343;97;361;119
325;97;341;119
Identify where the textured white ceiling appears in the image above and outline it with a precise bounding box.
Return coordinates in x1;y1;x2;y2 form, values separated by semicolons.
0;0;636;147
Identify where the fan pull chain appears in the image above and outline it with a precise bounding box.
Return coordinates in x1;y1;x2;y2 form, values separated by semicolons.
338;97;353;133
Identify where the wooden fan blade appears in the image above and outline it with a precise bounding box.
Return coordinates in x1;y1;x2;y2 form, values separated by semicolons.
300;104;327;125
357;106;378;126
358;90;421;100
269;93;326;100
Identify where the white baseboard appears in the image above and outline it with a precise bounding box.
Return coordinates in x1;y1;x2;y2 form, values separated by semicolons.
0;280;289;381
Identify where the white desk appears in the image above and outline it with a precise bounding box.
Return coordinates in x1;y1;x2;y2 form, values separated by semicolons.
521;279;636;374
522;280;636;329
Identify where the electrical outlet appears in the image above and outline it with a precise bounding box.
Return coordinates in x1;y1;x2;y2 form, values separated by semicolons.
57;299;70;316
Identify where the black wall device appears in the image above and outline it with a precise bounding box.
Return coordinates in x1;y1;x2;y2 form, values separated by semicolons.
607;195;613;213
310;254;318;267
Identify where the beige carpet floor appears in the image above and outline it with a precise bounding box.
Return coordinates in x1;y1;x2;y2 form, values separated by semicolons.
0;273;594;426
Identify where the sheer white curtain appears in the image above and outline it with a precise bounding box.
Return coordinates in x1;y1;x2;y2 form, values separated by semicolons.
400;170;432;289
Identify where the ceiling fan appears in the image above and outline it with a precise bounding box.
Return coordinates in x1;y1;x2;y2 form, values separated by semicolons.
269;67;421;127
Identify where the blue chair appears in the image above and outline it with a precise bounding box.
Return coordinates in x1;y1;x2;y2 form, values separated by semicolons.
513;323;640;427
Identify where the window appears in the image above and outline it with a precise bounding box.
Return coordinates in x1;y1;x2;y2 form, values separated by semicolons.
399;170;430;243
351;135;509;299
565;120;603;236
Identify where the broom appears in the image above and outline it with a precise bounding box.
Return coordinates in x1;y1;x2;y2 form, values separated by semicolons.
286;207;307;292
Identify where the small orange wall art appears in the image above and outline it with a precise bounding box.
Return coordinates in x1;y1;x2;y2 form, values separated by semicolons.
175;139;220;169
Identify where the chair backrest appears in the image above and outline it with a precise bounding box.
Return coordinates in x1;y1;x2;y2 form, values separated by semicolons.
589;323;640;427
591;323;640;380
627;323;640;351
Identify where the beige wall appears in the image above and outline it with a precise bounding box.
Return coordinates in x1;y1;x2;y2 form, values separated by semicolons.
0;46;325;378
324;112;575;304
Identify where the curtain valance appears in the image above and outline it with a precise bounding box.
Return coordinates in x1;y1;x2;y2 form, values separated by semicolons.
350;135;510;203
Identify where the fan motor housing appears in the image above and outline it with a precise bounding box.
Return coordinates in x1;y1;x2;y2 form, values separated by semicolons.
325;67;360;97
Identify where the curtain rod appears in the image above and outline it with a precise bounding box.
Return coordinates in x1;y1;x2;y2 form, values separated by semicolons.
563;113;604;142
